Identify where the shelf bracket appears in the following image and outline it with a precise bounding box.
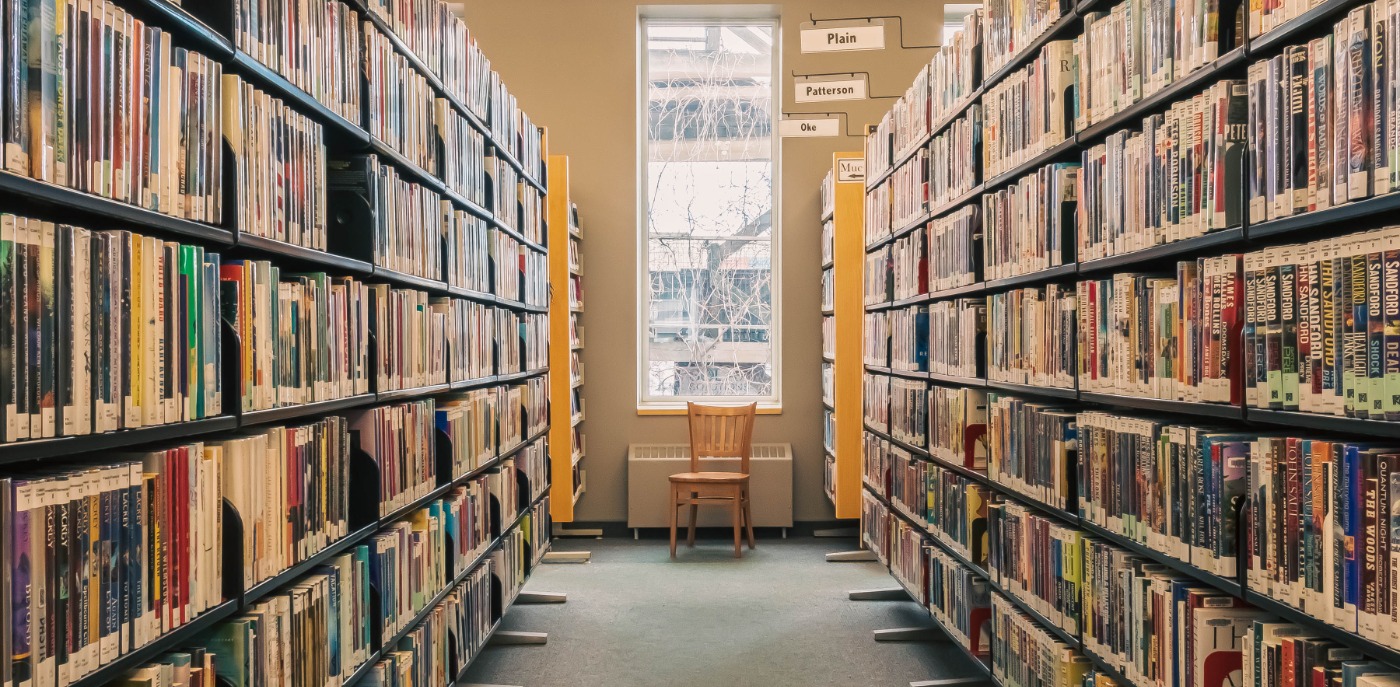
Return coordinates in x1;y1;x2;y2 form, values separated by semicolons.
849;587;909;601
814;527;859;538
873;627;940;642
827;550;879;562
911;678;994;687
551;523;603;538
490;630;549;646
542;550;591;564
515;591;568;604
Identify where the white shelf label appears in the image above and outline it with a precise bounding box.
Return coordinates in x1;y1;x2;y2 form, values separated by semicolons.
800;21;885;53
794;76;867;103
837;158;866;183
779;118;840;138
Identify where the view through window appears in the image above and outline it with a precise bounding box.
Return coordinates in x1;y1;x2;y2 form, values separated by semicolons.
640;18;779;407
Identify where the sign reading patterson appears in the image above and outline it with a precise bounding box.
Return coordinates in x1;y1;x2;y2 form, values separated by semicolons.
800;21;885;53
794;76;867;103
778;118;840;138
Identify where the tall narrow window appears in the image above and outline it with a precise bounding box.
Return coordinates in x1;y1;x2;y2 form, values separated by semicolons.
640;17;780;409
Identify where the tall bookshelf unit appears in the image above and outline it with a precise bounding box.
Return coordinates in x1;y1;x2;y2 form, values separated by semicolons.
0;1;559;686
548;153;588;524
858;2;1400;686
822;153;867;520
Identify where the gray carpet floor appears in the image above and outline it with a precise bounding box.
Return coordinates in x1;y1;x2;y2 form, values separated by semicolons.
460;535;984;687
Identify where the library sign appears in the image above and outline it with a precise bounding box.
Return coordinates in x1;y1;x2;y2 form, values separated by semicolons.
800;21;885;52
794;75;867;103
778;117;841;138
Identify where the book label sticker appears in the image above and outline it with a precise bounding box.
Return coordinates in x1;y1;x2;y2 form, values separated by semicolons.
837;158;866;182
794;76;868;103
779;118;840;137
800;21;886;52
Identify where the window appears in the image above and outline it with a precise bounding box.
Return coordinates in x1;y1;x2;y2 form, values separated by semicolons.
640;16;780;409
941;4;982;44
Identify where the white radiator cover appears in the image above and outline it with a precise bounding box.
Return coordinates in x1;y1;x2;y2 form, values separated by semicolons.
627;443;794;528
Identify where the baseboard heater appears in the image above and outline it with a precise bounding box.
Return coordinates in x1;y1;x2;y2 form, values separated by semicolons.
627;443;793;529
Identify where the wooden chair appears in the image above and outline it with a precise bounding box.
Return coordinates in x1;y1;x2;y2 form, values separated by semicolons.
669;402;757;558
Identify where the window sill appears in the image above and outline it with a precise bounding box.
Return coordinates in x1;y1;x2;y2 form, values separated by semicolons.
637;404;782;416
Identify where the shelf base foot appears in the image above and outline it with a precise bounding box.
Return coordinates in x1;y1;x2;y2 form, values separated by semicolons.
515;591;567;604
814;527;859;538
849;587;909;601
489;630;548;646
459;683;525;687
911;678;993;687
874;627;938;642
551;523;603;538
827;550;878;562
542;550;591;564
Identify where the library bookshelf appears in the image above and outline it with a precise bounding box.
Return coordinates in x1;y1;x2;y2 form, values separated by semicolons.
0;1;557;686
548;152;588;522
855;1;1400;685
821;153;866;520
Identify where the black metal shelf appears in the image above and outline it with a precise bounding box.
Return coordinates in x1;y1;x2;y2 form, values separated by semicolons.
376;383;453;404
1076;226;1246;275
232;234;374;274
983;262;1079;291
1074;48;1248;144
864;301;893;312
0;169;235;246
371;265;451;294
992;483;1081;529
238;394;379;428
989;578;1081;651
926;371;987;388
453;375;502;391
496;297;550;313
497;368;550;384
499;426;551;462
1083;647;1135;687
448;286;498;305
929;87;987;144
0;416;240;467
986;379;1078;400
1078;520;1243;597
929;183;986;220
983;11;1083;87
227;50;368;146
865;365;929;382
131;0;235;59
863;423;932;461
922;449;995;490
1242;591;1400;668
1246;0;1358;55
66;599;243;687
1079;391;1245;420
1243;407;1400;438
981;137;1080;195
240;522;381;606
1246;190;1400;241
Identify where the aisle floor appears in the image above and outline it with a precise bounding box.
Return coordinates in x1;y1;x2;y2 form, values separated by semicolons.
461;535;984;687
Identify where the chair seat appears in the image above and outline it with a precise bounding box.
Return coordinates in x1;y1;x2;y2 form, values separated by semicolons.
669;471;749;484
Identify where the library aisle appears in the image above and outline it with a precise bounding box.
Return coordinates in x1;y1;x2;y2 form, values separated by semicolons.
465;539;982;687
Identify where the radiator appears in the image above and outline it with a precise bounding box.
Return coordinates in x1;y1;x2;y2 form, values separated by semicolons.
627;443;793;528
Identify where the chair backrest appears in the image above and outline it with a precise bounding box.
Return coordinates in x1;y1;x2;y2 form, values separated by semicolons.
686;402;757;474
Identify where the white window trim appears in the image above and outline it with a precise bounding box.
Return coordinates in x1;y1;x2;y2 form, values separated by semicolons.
636;12;783;411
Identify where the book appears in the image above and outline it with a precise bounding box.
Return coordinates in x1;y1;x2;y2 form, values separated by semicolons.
988;285;1077;388
983;162;1080;280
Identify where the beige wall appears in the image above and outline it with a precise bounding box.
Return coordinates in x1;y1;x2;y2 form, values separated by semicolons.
463;0;944;522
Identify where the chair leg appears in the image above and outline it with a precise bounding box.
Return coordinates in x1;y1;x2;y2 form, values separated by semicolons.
732;492;743;558
687;502;697;548
743;495;756;549
669;485;678;559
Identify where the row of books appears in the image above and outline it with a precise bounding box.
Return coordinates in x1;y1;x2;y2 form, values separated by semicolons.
498;377;548;451
863;373;890;433
988;499;1083;634
927;543;992;659
437;101;488;207
1076;0;1239;130
931;385;990;469
931;108;982;210
1;221;224;442
929;299;986;379
981;41;1077;180
930;206;982;294
224;75;329;251
982;0;1070;75
1247;7;1400;225
492;232;548;307
364;27;438;175
988;285;1077;388
493;310;547;375
889;149;929;232
232;0;363;124
889;503;929;604
821;271;834;313
363;559;495;687
889;377;927;446
361;155;445;281
3;0;225;223
1077;257;1243;404
863;10;983;181
1078;80;1247;262
982;162;1079;281
435;389;499;479
865;182;892;247
987;395;1075;512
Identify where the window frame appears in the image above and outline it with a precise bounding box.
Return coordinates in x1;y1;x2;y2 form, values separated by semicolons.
636;12;783;413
